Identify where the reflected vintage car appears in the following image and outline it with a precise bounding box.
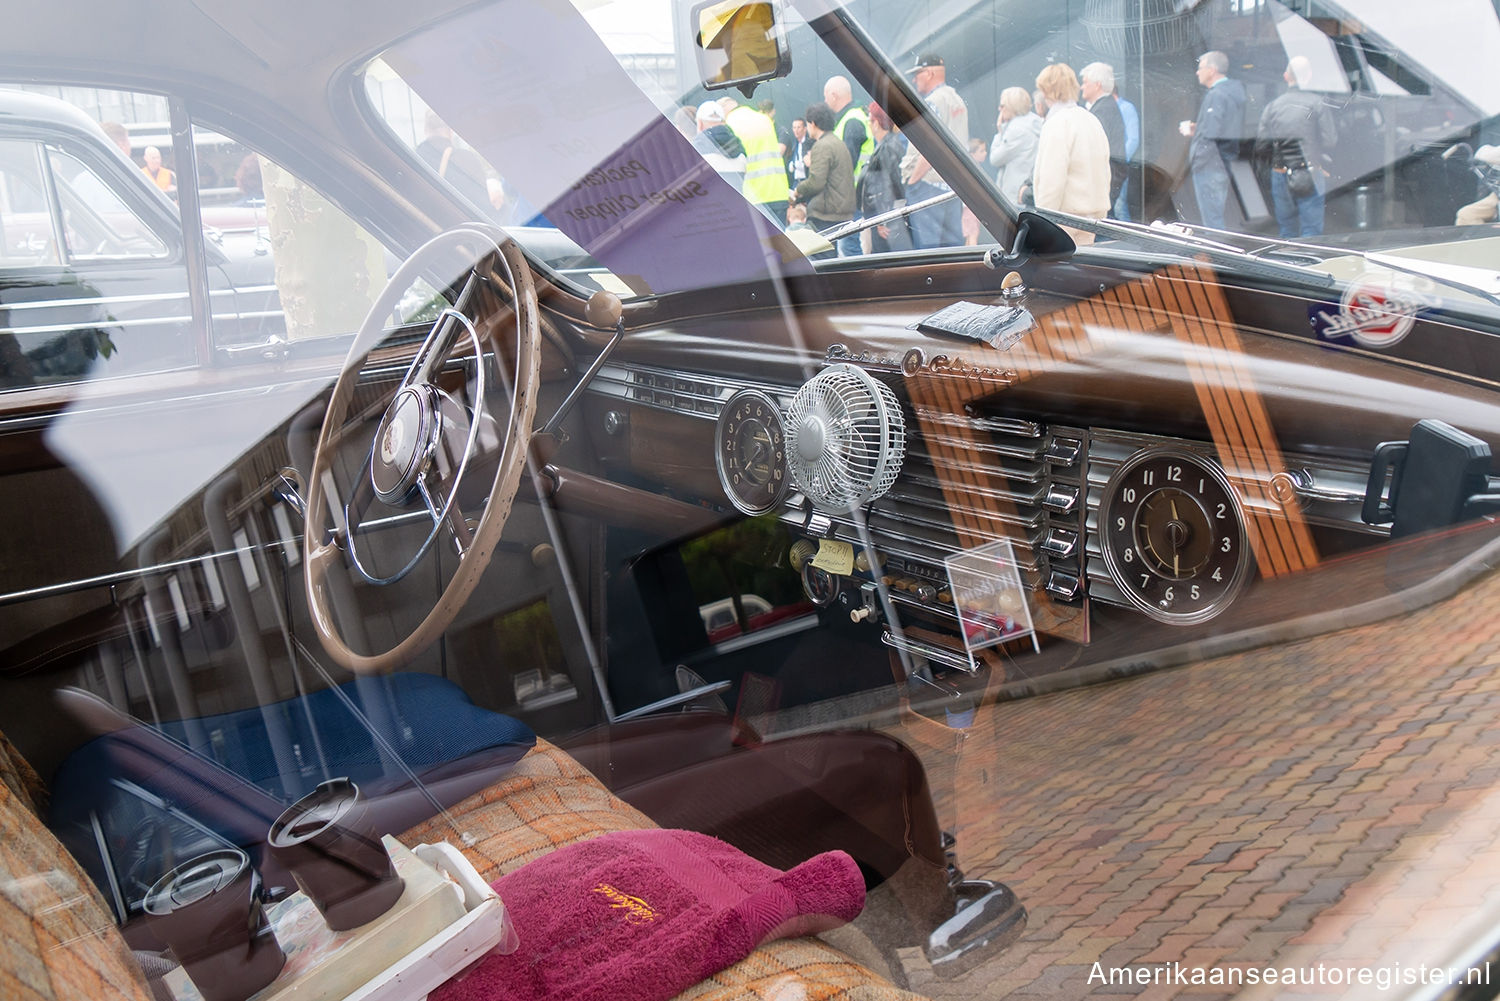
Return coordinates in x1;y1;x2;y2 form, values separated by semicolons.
6;2;1500;1001
0;90;287;387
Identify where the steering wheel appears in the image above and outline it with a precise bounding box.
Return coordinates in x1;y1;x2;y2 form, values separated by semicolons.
303;227;540;673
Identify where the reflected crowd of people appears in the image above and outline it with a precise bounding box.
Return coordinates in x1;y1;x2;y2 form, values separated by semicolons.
654;44;1476;253
654;46;1361;257
303;50;1491;260
123;50;1486;263
663;55;977;258
87;37;1500;271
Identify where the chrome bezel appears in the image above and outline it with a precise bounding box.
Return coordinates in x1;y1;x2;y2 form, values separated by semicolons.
800;561;841;607
714;389;790;516
1097;446;1251;625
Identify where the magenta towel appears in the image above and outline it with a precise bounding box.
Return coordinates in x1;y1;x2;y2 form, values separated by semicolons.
433;829;865;1001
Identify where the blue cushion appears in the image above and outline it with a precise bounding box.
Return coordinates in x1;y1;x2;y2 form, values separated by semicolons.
154;673;535;800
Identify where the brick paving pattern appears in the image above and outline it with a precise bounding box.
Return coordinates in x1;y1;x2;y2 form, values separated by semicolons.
890;566;1500;1000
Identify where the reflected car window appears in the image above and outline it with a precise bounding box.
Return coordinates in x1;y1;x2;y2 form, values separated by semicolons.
0;139;62;266
49;148;169;260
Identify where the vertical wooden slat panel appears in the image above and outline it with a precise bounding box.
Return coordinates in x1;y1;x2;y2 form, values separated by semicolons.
1157;264;1319;575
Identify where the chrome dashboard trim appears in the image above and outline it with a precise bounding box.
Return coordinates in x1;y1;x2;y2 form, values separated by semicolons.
880;628;978;673
593;361;1085;618
1083;429;1390;616
0;539;278;609
911;408;1042;438
590;362;795;422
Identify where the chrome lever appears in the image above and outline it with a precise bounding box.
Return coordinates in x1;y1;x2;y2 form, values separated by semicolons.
540;290;625;440
273;467;308;523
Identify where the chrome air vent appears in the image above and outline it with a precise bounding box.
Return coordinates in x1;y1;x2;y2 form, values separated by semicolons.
804;414;1088;606
589;363;794;420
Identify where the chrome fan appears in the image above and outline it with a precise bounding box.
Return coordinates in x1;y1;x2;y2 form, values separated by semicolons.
785;363;906;511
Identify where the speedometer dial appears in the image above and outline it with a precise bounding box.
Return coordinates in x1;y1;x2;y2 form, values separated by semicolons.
715;390;789;515
1099;447;1249;625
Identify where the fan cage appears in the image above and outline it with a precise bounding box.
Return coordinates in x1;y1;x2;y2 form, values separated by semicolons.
785;364;906;511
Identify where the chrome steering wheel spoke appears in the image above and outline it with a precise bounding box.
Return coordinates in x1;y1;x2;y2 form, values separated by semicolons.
403;273;481;390
417;470;475;557
344;300;488;586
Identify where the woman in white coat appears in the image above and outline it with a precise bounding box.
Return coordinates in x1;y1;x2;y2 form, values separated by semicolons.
989;86;1042;207
1027;63;1110;245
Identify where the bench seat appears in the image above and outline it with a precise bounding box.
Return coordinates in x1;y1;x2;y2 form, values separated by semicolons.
2;727;927;1001
398;738;929;1001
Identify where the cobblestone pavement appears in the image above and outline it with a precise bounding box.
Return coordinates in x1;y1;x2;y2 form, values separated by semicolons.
888;564;1500;1001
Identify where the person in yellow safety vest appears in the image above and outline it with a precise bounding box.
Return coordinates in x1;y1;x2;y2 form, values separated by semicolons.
141;146;176;196
824;76;872;256
722;98;791;226
823;76;873;181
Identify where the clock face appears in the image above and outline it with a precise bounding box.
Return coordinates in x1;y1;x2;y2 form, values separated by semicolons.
1099;448;1250;625
714;390;789;515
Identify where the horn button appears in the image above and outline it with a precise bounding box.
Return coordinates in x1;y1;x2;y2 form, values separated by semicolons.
371;386;439;503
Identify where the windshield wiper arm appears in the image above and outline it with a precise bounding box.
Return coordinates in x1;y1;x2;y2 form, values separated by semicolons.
817;190;956;244
1077;215;1500;309
1360;251;1500;311
1032;207;1339;289
822;190;1341;292
818;188;1494;312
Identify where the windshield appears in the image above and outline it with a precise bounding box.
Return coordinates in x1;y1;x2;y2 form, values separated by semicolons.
362;0;1500;327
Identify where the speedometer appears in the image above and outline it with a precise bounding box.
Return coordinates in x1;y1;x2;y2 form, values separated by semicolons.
715;390;789;515
1099;447;1250;625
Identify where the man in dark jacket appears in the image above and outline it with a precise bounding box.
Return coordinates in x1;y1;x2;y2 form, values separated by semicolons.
1081;62;1127;212
1182;50;1246;231
859;103;912;252
1256;55;1337;238
785;117;811;187
790;102;855;258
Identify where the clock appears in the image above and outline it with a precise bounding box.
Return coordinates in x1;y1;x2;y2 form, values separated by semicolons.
1098;447;1250;624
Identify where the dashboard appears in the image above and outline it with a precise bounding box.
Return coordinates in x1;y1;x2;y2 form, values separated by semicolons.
583;329;1388;676
562;255;1500;694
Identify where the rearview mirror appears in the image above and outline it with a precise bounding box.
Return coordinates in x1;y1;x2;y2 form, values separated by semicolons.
691;0;792;98
983;211;1076;268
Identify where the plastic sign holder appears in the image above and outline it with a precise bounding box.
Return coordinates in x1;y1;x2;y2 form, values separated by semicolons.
944;538;1040;661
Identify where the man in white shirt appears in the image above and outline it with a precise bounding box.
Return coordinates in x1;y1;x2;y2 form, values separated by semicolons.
900;54;968;249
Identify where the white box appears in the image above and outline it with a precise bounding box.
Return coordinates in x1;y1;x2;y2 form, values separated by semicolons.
165;838;515;1001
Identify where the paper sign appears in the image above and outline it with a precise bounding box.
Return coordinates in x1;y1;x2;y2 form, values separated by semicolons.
944;538;1038;657
810;539;855;576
